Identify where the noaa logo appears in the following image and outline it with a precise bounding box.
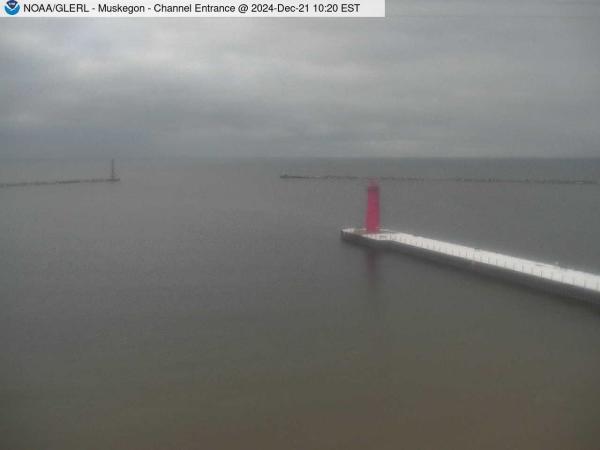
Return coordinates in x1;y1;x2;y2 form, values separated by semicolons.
4;0;20;15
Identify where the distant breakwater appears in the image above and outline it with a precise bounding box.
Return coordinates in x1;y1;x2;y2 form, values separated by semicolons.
0;178;120;189
280;174;598;185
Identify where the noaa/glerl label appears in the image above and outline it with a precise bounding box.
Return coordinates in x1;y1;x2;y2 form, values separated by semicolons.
2;0;385;17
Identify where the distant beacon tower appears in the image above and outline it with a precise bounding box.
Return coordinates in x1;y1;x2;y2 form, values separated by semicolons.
365;180;380;233
110;159;116;181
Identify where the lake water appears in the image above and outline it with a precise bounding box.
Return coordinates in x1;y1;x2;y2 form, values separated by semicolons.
2;158;600;449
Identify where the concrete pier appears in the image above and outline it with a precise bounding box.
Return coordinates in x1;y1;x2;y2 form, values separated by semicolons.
0;160;120;189
0;178;119;189
341;228;600;304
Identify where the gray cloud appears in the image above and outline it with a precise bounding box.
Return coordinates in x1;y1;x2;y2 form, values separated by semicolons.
1;1;600;158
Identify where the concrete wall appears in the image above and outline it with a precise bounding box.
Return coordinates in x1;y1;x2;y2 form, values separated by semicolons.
341;230;600;306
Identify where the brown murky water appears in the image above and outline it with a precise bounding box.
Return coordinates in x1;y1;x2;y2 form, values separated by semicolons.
2;158;600;449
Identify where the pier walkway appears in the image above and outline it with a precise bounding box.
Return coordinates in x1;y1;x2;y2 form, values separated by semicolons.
342;228;600;302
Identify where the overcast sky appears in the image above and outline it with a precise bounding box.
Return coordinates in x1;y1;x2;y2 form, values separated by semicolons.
1;1;599;158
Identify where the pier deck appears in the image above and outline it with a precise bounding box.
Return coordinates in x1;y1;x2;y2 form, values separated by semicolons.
342;228;600;303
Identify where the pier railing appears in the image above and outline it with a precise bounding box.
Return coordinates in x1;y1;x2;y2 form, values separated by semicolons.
368;231;600;292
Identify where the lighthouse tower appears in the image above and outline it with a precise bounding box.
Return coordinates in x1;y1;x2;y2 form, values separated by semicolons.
365;180;380;233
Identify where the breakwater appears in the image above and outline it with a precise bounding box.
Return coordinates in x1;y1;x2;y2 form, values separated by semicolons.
281;174;598;185
0;159;120;189
0;178;120;189
342;228;600;304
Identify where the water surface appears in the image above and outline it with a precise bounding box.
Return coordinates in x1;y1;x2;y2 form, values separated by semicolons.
2;158;600;449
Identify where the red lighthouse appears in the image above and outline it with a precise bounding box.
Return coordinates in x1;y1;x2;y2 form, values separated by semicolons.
365;180;380;233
